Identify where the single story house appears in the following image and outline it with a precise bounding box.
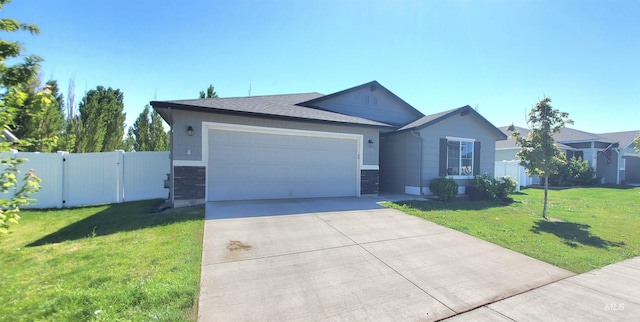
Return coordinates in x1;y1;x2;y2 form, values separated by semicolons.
151;81;506;207
496;126;640;185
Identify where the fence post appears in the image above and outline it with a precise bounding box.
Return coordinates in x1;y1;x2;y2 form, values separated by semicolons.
115;150;125;203
60;151;69;208
55;151;67;208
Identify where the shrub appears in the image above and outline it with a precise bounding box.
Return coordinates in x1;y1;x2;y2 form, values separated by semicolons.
466;174;517;201
497;176;518;200
429;177;458;202
549;157;597;187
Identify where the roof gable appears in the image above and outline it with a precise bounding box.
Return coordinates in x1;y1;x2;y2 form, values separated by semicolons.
398;105;507;140
297;81;424;127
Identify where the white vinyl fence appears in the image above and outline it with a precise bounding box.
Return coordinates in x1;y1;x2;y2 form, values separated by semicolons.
495;160;533;192
1;151;170;208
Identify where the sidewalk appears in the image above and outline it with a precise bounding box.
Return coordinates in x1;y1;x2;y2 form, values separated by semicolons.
444;256;640;321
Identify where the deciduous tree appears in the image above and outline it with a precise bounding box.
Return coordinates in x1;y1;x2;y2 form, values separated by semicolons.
508;97;573;219
11;77;64;152
0;0;41;234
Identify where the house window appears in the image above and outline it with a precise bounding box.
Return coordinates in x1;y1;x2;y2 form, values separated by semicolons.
447;139;474;176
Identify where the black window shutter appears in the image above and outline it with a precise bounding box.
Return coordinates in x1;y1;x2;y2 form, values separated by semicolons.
439;138;447;176
473;141;481;175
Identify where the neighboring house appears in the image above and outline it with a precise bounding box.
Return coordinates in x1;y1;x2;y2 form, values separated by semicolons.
496;126;640;185
151;81;506;207
598;130;640;185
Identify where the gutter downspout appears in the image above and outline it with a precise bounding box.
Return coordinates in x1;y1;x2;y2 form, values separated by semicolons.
168;106;174;205
410;130;424;195
614;147;621;184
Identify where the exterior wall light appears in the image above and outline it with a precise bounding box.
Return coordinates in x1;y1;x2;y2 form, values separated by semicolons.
187;125;194;136
368;139;374;147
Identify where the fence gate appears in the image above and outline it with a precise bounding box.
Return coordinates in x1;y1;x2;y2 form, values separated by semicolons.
1;151;169;209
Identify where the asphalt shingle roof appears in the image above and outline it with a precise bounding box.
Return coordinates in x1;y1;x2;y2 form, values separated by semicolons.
152;93;393;127
497;126;624;150
599;130;640;149
397;108;457;131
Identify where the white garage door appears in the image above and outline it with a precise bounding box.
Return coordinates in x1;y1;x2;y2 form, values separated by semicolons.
207;126;359;201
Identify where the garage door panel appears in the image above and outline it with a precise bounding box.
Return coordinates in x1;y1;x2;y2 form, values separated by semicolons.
208;129;358;201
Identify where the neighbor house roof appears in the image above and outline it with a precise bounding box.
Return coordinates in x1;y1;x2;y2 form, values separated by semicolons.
151;93;393;128
599;130;640;149
397;105;507;139
553;127;615;144
497;125;620;150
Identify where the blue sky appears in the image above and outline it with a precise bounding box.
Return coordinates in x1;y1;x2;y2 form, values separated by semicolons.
4;0;639;133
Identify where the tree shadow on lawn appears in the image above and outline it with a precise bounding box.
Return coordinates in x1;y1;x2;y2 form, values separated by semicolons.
530;220;626;248
27;200;203;247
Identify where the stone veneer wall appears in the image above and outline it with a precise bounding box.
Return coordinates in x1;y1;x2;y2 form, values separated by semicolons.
361;170;379;195
173;166;205;200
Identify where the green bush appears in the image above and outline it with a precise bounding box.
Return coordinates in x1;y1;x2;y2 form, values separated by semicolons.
497;176;518;200
466;174;517;201
549;157;597;187
429;177;459;202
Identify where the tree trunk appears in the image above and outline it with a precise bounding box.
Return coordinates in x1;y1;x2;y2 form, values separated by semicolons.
542;176;549;220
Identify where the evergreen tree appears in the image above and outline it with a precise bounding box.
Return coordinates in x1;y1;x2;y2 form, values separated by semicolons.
122;127;135;152
149;108;168;151
198;84;218;98
77;86;126;152
128;105;168;151
132;105;150;151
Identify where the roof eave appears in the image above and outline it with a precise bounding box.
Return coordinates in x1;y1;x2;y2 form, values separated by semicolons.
558;139;616;144
150;101;393;129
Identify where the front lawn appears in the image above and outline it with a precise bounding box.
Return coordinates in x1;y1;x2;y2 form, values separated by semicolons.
0;199;204;321
386;186;640;273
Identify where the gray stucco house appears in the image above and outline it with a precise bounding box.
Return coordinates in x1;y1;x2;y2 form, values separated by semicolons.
151;81;506;207
496;126;640;185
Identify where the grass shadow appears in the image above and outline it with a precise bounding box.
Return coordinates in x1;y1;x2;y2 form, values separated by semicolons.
392;198;513;212
530;220;626;248
27;200;203;247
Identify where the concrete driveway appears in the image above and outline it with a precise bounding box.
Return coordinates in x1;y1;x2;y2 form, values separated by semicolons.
198;197;573;321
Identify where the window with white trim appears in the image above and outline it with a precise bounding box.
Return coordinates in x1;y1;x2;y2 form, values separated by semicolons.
446;139;474;176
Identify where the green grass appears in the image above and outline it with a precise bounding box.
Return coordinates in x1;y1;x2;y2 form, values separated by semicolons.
385;186;640;273
0;199;204;321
